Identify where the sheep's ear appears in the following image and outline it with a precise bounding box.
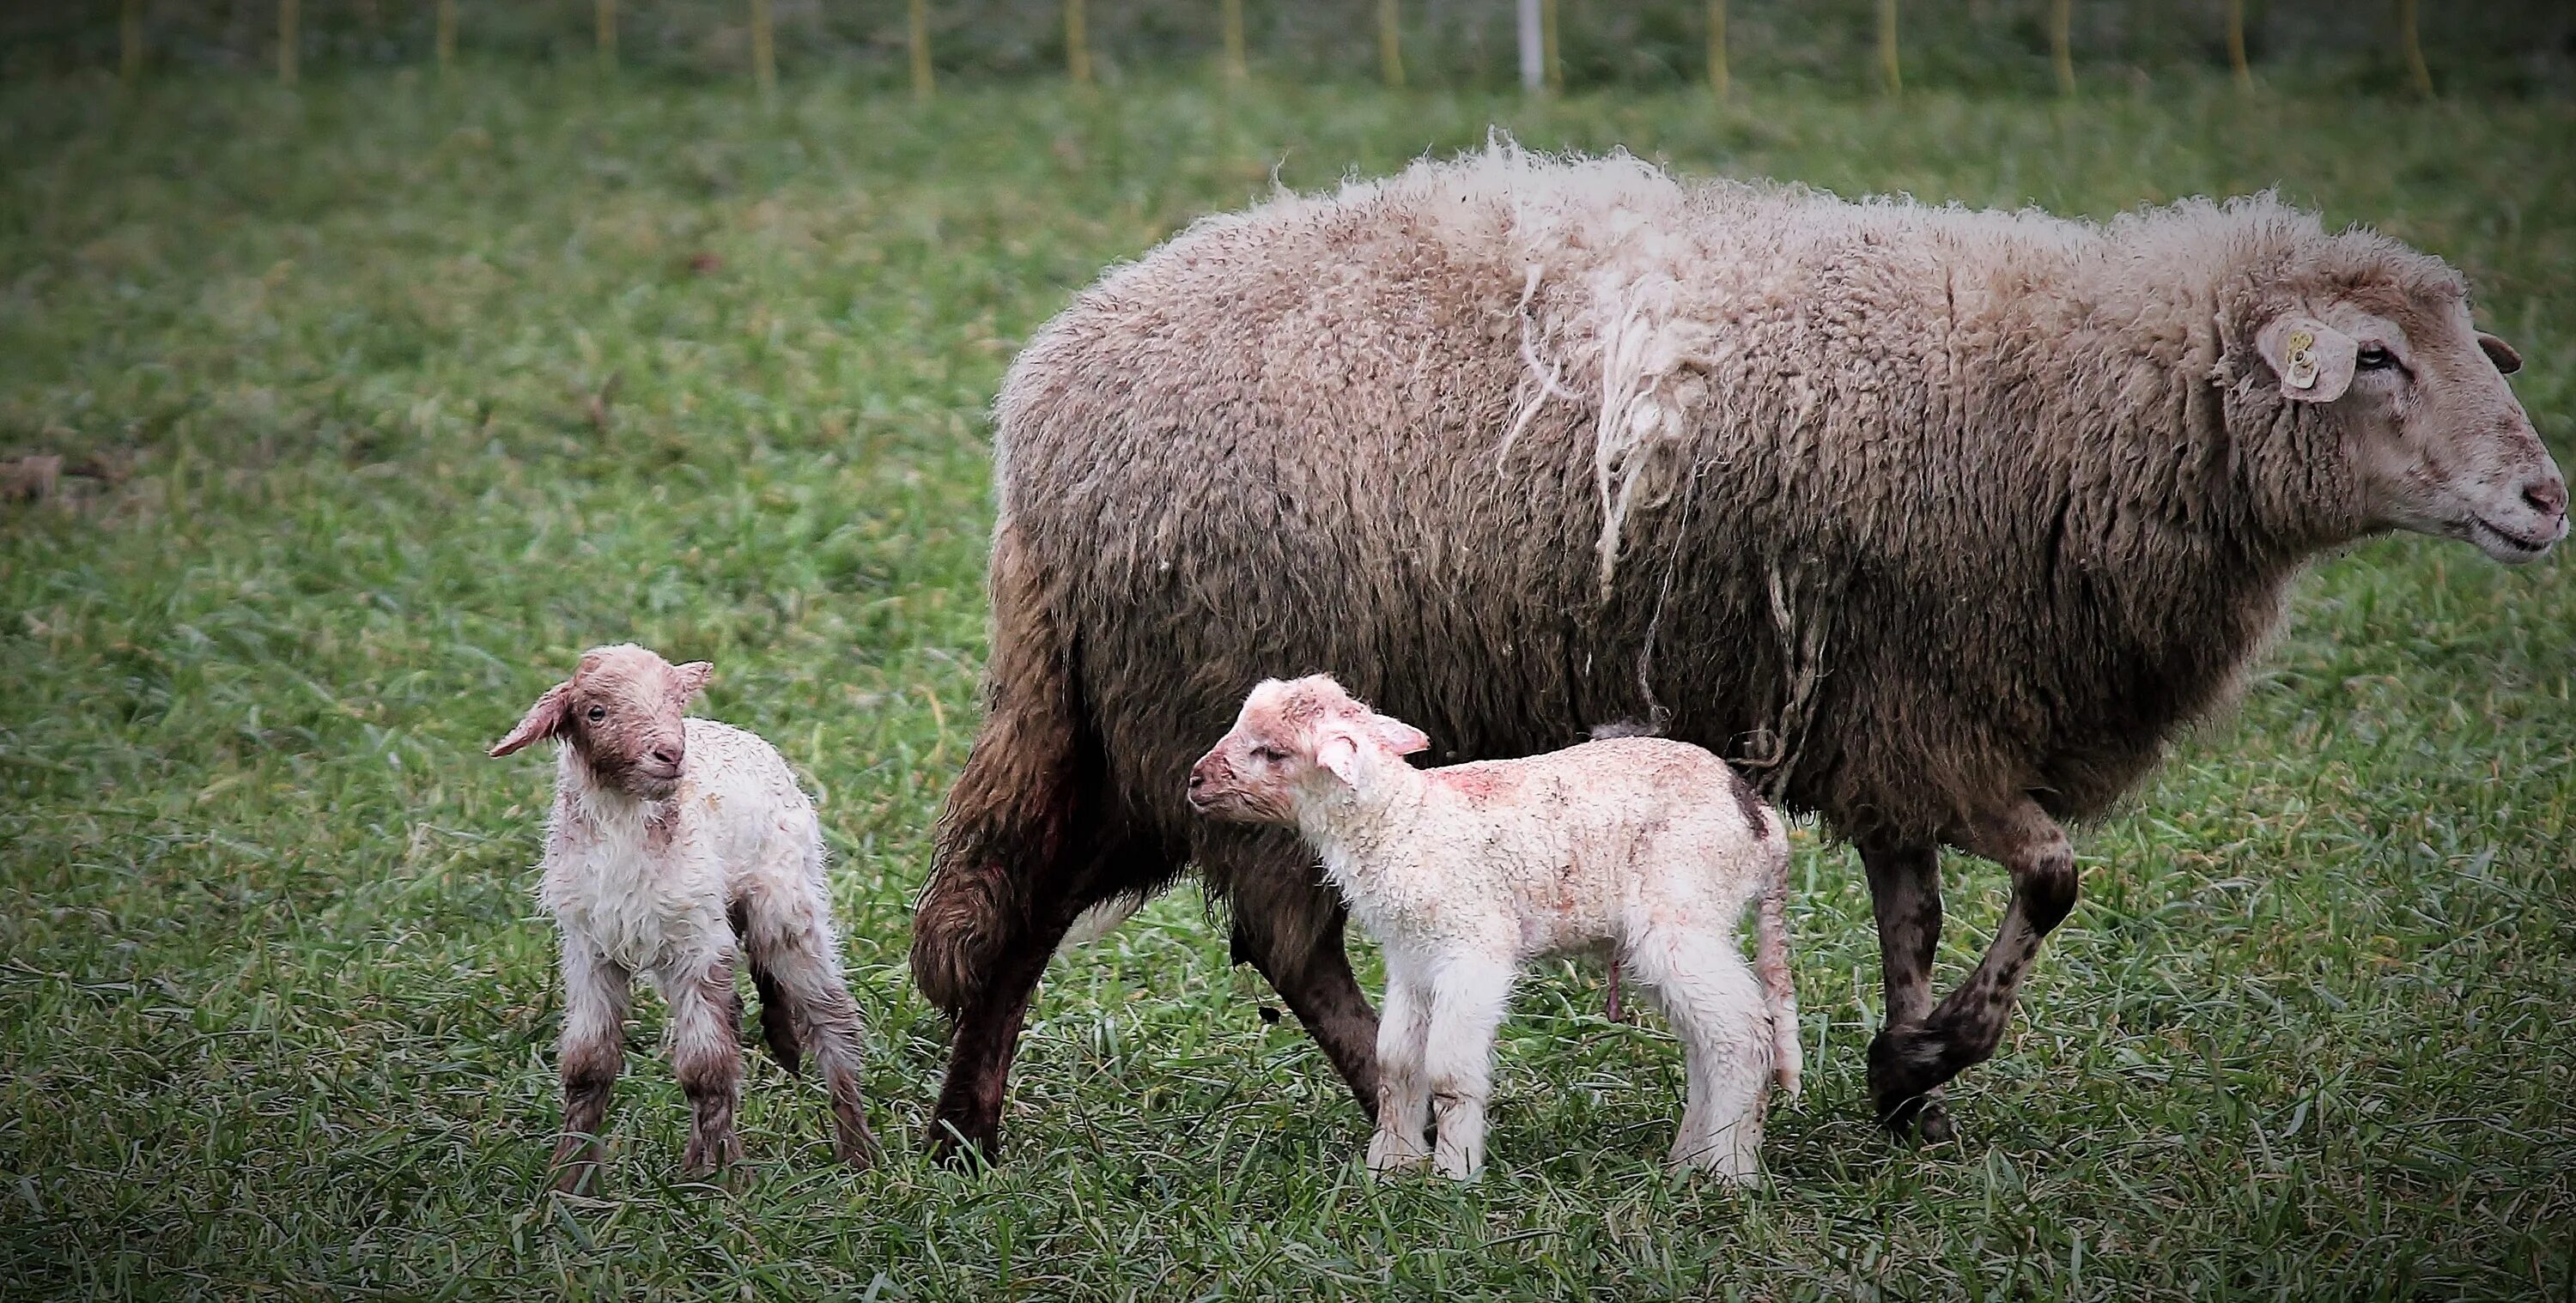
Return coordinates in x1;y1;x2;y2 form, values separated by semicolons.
490;681;571;757
2256;316;2356;403
1315;730;1364;786
2477;331;2523;375
1364;713;1430;756
669;661;713;705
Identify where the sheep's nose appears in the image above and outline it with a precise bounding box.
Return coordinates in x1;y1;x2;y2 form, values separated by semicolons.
650;744;683;767
1187;770;1207;793
2524;476;2568;518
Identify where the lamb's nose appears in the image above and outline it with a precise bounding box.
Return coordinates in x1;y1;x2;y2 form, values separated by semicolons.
1187;771;1207;793
651;745;683;767
2524;476;2567;518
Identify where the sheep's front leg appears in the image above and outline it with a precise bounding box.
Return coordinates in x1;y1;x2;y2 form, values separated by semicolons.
1423;955;1514;1180
552;945;630;1194
1365;959;1434;1174
664;952;746;1180
1860;839;1953;1142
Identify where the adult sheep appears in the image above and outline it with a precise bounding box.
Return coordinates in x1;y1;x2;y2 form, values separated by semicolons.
912;148;2567;1155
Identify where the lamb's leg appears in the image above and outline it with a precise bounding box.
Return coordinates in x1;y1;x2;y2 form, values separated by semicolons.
743;905;878;1168
1364;960;1434;1174
1868;803;2077;1135
1638;931;1771;1185
1422;955;1513;1180
551;945;630;1194
1859;839;1954;1142
665;952;746;1180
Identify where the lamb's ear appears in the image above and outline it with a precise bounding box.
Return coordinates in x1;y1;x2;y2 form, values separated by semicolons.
1315;730;1364;786
489;681;571;757
2256;316;2357;403
2477;331;2523;375
669;661;713;705
1364;713;1430;756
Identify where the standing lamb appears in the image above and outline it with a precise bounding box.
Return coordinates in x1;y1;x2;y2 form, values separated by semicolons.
913;148;2567;1156
490;644;875;1190
1188;676;1800;1182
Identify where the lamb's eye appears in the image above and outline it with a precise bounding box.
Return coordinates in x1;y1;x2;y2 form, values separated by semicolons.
586;706;607;722
2356;344;2397;371
1250;745;1285;763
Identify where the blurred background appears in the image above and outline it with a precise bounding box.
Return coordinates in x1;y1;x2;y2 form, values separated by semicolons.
9;0;2576;97
6;3;2574;1299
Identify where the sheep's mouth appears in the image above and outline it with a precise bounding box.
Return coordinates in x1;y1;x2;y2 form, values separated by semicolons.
2468;514;2557;561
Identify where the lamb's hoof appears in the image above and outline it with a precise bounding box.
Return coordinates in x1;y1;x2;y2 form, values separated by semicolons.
549;1160;602;1196
1365;1144;1431;1178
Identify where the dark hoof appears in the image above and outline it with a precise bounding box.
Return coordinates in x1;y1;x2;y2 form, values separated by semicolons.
927;1119;998;1168
1868;1025;1952;1135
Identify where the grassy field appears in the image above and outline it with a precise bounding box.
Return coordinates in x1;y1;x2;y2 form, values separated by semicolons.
3;70;2573;1300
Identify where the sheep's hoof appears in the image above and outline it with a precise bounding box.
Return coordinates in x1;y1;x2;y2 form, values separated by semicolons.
549;1160;602;1196
1867;1025;1959;1141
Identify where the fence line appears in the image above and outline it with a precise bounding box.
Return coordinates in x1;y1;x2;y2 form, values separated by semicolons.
70;2;2502;104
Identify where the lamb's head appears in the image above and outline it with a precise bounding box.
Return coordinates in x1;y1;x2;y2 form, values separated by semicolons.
2233;229;2565;565
489;644;713;801
1186;675;1430;825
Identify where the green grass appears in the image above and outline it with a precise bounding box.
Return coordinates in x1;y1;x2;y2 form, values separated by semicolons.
3;70;2573;1300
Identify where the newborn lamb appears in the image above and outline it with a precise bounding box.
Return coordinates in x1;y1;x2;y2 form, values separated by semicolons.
1188;676;1799;1182
490;644;874;1190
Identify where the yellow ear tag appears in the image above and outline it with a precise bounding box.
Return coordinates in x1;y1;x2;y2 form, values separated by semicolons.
2284;328;2319;390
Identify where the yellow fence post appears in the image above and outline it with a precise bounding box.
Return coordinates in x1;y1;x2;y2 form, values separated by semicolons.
1541;0;1560;94
2397;0;2432;98
1706;0;1728;100
1876;0;1900;97
2050;0;2072;94
122;0;143;85
1378;0;1404;88
1222;0;1246;83
2226;0;2251;91
750;0;776;99
909;0;934;100
1066;0;1092;86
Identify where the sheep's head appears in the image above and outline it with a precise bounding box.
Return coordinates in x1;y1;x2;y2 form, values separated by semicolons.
1186;675;1430;824
2238;232;2565;564
489;644;712;801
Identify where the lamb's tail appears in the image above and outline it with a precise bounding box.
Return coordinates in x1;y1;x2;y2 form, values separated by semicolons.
911;524;1081;1017
1753;828;1801;1099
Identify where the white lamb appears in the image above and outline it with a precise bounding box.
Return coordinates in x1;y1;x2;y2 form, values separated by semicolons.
1187;675;1799;1183
489;643;874;1190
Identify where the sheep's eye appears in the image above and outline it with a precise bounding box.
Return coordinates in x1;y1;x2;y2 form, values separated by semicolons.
2356;344;2397;371
1250;745;1285;764
586;706;607;722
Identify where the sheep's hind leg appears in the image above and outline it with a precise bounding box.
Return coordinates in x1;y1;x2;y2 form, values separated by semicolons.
1422;955;1513;1180
1636;932;1771;1185
1860;840;1954;1142
1225;859;1382;1122
665;953;746;1180
1868;803;2076;1138
1365;960;1434;1174
551;946;630;1194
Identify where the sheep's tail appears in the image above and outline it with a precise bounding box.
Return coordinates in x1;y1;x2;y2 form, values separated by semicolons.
912;524;1079;1017
1753;827;1802;1100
